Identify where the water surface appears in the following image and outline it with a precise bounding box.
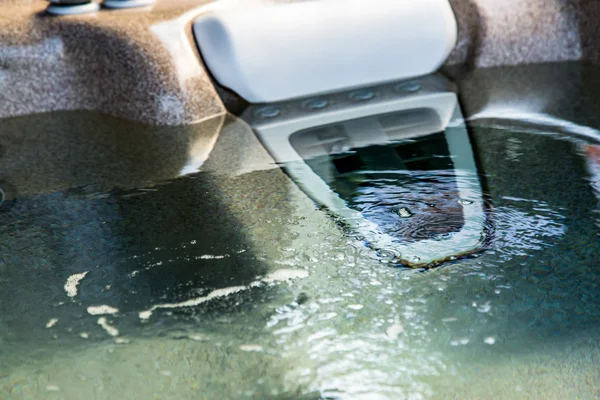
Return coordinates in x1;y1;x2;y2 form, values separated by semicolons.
1;66;600;400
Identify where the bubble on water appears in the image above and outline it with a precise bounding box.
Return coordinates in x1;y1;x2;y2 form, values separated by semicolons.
262;268;309;283
45;318;58;328
46;384;60;392
348;304;364;310
97;317;119;337
458;199;474;205
64;271;88;298
139;310;153;321
240;344;264;352
87;305;119;315
199;254;227;260
396;207;413;218
442;318;458;323
386;320;404;340
188;334;209;342
484;336;496;345
477;302;492;313
450;338;470;346
378;249;401;264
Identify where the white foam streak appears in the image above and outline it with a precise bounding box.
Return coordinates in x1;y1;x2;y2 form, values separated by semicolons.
97;317;119;337
64;271;88;298
139;268;309;320
87;305;119;316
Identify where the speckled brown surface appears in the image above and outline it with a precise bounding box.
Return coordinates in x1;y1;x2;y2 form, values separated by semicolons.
446;0;600;68
2;0;600;122
0;0;224;125
447;0;577;67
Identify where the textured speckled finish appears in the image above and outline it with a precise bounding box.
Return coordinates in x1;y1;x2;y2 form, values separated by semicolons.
2;0;600;121
213;0;600;110
446;0;600;68
0;0;224;125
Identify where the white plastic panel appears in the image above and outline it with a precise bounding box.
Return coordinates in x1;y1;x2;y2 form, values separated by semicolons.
242;75;487;267
194;0;457;103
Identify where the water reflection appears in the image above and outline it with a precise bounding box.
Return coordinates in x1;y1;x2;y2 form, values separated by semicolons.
0;111;281;377
244;74;488;267
1;67;600;399
0;111;224;198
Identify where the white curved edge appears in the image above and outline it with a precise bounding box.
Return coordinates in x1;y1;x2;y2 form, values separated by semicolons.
102;0;155;9
193;14;248;99
193;0;457;103
251;91;486;266
46;2;100;15
468;107;600;143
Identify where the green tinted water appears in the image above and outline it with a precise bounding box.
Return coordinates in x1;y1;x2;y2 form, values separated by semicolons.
1;69;600;399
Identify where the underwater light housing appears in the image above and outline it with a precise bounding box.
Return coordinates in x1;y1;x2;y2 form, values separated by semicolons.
193;0;457;103
242;74;487;267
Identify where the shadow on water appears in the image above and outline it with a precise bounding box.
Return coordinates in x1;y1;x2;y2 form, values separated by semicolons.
1;66;600;399
446;63;600;342
464;125;600;339
0;112;291;376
